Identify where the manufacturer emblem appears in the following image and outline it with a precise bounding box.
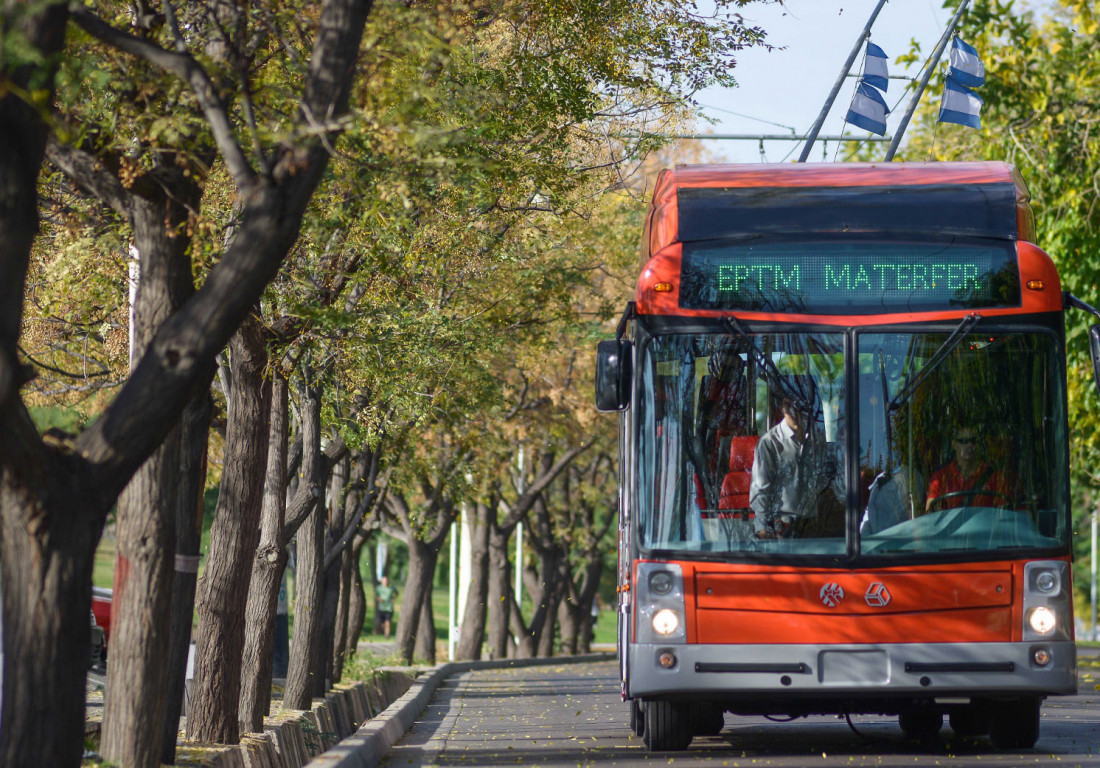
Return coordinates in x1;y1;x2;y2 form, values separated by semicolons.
819;582;845;607
865;582;892;607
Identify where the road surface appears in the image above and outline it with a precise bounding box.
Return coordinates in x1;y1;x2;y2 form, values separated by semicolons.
383;655;1100;767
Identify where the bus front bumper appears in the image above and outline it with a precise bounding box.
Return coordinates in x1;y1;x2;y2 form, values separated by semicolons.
628;641;1077;703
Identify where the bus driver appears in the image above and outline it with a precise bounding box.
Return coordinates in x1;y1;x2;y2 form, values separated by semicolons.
925;426;1012;512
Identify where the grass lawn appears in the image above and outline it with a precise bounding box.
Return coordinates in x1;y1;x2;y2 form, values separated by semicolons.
93;535;116;589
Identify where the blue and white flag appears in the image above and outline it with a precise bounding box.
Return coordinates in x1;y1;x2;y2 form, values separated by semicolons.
863;42;889;92
846;81;889;135
948;36;985;88
938;75;983;129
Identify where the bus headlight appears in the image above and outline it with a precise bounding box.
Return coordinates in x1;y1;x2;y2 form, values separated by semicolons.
1022;561;1072;642
1028;606;1056;635
1035;571;1058;593
635;562;687;644
650;571;674;595
652;608;681;636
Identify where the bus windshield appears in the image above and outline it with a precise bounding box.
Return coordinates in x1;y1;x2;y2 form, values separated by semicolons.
857;330;1067;556
637;328;1068;559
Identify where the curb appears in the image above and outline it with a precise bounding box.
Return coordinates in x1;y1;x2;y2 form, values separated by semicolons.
303;652;615;768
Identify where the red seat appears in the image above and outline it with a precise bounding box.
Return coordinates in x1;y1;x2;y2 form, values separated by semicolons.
719;435;758;510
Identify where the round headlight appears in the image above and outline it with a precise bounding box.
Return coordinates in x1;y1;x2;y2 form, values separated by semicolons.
649;571;674;595
1028;606;1057;635
1035;571;1058;593
652;608;681;636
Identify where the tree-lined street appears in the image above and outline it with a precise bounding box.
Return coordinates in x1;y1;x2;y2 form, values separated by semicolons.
4;1;1100;767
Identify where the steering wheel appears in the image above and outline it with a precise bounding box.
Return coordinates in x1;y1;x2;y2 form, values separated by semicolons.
927;490;1013;512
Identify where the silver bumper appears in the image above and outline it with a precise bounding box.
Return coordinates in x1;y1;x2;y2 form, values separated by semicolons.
628;641;1077;701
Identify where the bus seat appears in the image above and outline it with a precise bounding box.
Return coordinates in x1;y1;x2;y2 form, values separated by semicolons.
719;435;758;510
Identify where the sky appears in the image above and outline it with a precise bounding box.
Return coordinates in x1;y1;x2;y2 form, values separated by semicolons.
690;0;970;163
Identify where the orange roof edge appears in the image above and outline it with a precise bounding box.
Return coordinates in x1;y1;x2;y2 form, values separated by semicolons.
644;161;1037;269
656;161;1021;191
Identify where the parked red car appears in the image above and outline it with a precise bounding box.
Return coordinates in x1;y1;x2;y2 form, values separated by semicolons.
92;587;112;661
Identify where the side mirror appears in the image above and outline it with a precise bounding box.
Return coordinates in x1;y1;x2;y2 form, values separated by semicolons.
595;339;632;412
1090;325;1100;394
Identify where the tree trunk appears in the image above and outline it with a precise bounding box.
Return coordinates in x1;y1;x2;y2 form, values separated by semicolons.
514;542;563;658
239;374;290;733
558;598;579;657
161;393;212;761
394;538;435;664
414;582;436;663
103;172;200;768
315;458;347;691
0;423;96;768
559;559;602;656
455;501;491;660
103;406;182;768
344;535;368;658
0;7;86;768
284;373;326;710
534;557;566;658
186;317;271;744
315;557;341;694
486;525;513;660
507;590;537;659
332;539;355;681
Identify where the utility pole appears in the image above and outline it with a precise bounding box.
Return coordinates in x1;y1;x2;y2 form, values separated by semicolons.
448;515;458;660
1092;509;1097;641
516;448;525;617
797;0;889;162
884;0;971;160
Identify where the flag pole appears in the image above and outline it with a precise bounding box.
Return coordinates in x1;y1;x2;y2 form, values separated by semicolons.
797;0;889;163
884;0;971;161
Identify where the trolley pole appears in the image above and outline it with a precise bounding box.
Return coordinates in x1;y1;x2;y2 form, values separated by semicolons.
884;0;971;160
797;0;889;163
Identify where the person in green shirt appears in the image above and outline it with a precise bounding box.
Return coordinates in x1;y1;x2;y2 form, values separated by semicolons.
375;576;397;639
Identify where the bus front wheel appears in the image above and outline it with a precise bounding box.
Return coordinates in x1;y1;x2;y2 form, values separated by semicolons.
988;697;1041;749
692;704;725;736
643;700;693;751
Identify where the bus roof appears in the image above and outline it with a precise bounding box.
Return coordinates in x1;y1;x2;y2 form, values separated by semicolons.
636;162;1059;321
644;161;1035;264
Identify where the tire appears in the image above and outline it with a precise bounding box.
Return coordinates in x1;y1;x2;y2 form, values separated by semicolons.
988;697;1041;749
630;699;645;738
949;702;992;737
692;704;725;736
643;699;693;751
899;709;943;741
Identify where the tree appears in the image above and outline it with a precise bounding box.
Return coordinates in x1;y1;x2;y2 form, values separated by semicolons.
0;0;375;764
44;41;211;764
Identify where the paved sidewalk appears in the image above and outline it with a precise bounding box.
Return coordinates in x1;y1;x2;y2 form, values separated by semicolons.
381;661;626;768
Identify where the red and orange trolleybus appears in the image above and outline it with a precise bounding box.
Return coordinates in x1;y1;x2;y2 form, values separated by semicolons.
596;162;1100;751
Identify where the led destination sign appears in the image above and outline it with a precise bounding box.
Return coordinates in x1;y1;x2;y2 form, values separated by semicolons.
679;240;1021;314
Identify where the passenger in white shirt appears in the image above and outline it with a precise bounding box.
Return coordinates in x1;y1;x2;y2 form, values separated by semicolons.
750;396;841;539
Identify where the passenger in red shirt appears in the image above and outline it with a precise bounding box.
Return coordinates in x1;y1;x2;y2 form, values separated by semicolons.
925;427;1013;512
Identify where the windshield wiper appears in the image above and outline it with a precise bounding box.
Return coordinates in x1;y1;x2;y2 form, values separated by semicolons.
722;316;812;409
888;313;981;411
